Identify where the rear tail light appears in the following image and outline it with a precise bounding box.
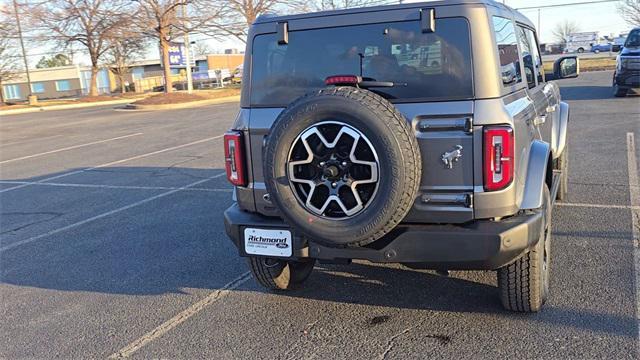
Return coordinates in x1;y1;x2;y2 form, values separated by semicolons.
325;75;361;86
224;131;247;186
483;126;514;191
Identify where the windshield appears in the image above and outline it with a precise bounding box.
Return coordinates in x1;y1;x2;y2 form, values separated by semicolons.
250;18;473;106
625;30;640;47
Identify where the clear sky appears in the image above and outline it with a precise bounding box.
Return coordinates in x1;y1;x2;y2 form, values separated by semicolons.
497;0;630;43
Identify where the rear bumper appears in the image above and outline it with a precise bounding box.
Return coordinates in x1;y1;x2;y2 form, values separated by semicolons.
615;70;640;88
224;204;543;270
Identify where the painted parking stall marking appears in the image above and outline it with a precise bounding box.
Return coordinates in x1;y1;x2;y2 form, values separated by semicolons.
108;271;252;359
0;133;143;164
0;134;223;194
0;172;226;253
626;132;640;355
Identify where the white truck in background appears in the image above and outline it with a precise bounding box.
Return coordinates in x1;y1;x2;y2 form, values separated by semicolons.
564;31;599;53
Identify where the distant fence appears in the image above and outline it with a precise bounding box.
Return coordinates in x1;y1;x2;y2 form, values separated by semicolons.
133;70;234;93
134;75;185;93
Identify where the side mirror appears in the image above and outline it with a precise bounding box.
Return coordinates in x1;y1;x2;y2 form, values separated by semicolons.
553;56;579;79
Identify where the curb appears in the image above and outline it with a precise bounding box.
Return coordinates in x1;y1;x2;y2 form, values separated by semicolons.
0;98;144;116
124;95;241;111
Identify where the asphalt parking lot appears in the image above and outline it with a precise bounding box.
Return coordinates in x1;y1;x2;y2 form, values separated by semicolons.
1;70;638;359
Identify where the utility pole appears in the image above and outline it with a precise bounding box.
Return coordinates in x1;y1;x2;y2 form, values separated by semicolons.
12;0;36;104
537;8;541;33
182;2;193;94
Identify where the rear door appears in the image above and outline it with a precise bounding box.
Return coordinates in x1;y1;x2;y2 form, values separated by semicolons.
516;24;551;143
247;12;477;223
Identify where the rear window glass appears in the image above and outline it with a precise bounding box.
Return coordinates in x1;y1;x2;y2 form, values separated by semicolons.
250;18;473;106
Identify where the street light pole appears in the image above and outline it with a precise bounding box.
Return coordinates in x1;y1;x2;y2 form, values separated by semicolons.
537;8;541;33
12;0;36;104
182;2;193;94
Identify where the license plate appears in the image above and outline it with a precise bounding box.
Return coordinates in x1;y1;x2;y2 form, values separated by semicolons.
244;228;292;257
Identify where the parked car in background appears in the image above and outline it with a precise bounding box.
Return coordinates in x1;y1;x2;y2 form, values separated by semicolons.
613;27;640;97
590;43;612;53
564;31;598;53
613;35;627;52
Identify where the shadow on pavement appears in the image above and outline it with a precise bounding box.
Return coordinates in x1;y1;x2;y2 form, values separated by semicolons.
0;167;635;339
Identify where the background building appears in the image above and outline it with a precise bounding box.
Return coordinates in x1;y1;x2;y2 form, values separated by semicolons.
2;65;112;102
2;53;245;101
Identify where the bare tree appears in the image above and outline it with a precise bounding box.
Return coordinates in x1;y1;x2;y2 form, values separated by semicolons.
30;0;132;96
207;0;388;43
192;41;212;57
36;54;72;68
0;10;19;104
207;0;281;42
134;0;226;93
302;0;387;11
618;0;640;27
552;20;580;46
107;32;147;94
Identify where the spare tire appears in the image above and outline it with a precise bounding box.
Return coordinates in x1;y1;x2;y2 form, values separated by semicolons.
263;87;421;248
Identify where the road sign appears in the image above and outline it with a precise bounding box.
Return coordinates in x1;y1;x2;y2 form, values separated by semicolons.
168;43;185;67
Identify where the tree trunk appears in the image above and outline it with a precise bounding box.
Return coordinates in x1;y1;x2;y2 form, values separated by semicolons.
0;80;4;104
159;36;173;94
120;74;126;94
89;65;99;97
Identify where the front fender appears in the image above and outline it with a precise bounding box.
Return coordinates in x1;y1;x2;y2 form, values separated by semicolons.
554;101;569;159
521;140;551;210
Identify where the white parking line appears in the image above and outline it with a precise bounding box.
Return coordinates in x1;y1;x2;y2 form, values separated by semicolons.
0;135;223;194
0;172;226;253
0;180;232;193
108;271;252;359
0;133;143;164
627;132;640;356
556;202;640;210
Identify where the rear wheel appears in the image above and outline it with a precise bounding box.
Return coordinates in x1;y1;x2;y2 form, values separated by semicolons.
577;47;584;53
248;257;315;290
497;186;551;312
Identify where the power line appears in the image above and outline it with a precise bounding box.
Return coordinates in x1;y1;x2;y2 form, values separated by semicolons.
515;0;620;11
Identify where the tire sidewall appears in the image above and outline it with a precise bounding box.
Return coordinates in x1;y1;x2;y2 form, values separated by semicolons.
541;186;552;302
264;90;414;247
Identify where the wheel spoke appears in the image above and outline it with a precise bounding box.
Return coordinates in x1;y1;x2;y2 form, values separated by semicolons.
287;121;379;219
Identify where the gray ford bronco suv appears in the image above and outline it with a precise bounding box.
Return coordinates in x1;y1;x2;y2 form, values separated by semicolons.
613;26;640;97
223;0;578;312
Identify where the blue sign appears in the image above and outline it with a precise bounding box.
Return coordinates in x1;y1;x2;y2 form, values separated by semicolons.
168;43;185;66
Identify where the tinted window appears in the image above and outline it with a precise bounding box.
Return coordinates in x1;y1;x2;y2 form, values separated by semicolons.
3;84;21;99
523;27;544;84
31;82;45;93
250;18;473;106
55;80;71;91
492;16;521;86
625;29;640;47
516;25;535;88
